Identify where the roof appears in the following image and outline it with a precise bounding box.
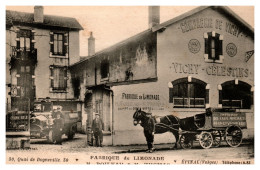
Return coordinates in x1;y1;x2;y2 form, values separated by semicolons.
71;6;254;67
152;6;254;35
6;10;83;30
70;29;153;67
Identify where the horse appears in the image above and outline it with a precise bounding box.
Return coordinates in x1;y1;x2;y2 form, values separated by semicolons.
133;108;180;151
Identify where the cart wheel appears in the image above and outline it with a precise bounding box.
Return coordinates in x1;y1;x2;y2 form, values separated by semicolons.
199;132;213;149
225;125;243;147
179;134;193;149
212;130;222;147
47;130;54;143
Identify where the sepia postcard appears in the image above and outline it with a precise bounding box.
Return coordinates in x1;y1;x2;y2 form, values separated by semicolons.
5;5;254;165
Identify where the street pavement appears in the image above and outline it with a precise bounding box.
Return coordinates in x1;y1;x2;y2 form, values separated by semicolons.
6;133;254;164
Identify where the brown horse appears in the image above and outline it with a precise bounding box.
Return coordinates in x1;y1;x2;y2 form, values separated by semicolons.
133;108;180;149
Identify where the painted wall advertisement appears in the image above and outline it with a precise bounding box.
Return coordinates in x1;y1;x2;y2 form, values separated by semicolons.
115;93;164;111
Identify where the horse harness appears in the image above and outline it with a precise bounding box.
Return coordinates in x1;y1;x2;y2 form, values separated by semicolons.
154;115;181;132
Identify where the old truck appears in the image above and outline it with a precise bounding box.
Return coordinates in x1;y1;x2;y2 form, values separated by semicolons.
30;101;79;143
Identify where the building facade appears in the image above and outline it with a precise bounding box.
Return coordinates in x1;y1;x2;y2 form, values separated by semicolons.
71;6;254;146
6;6;83;139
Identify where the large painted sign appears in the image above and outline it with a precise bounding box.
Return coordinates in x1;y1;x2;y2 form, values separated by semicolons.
171;62;249;78
180;18;242;37
115;93;164;111
212;112;247;128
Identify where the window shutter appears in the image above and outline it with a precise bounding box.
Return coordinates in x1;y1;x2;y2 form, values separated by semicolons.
50;67;54;88
64;68;68;89
31;30;35;50
215;34;221;59
50;32;54;53
63;34;68;55
16;30;20;49
204;38;208;55
169;88;173;103
219;39;223;56
207;34;212;59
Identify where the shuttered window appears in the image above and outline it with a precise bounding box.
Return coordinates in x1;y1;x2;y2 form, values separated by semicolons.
50;66;67;91
204;32;223;63
50;32;68;56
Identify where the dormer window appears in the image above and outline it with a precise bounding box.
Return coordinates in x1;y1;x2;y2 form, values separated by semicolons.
204;31;223;63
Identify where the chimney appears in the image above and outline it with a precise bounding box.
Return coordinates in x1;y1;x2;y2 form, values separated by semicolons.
148;6;160;28
34;6;44;23
88;32;95;56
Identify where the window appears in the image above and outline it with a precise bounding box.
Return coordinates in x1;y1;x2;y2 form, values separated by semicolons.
169;78;206;108
50;67;67;91
20;37;31;51
101;59;109;79
17;29;31;52
221;81;252;109
204;31;223;63
72;77;80;99
50;32;68;56
54;33;63;55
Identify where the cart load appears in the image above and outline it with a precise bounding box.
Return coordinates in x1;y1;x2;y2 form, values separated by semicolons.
179;108;247;149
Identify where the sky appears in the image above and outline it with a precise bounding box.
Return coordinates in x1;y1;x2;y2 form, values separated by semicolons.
5;6;254;57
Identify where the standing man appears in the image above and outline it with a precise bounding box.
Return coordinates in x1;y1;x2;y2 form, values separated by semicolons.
143;112;155;153
91;112;104;147
52;108;58;118
53;112;64;145
52;106;63;118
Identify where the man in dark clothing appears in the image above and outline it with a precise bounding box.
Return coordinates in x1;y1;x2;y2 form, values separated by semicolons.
53;112;64;145
143;113;155;153
92;112;104;147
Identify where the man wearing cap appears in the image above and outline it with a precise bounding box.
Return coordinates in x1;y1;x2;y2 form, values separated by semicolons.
52;107;63;119
143;112;155;153
91;112;104;147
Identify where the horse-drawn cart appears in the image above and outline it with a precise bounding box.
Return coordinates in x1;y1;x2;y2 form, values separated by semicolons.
179;108;247;149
